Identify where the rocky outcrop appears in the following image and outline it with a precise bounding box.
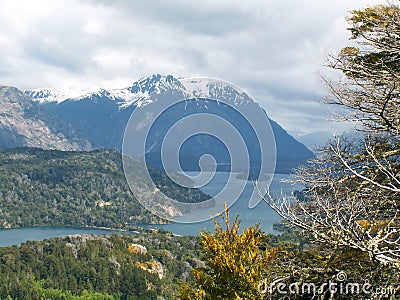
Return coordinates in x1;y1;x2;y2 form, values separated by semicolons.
0;85;92;151
128;243;147;255
136;260;164;280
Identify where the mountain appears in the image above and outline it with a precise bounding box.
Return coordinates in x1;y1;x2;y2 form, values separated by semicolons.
295;130;334;151
0;85;91;151
25;74;314;173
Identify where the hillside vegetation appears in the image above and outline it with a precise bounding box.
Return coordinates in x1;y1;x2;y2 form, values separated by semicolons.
0;232;200;299
0;148;210;228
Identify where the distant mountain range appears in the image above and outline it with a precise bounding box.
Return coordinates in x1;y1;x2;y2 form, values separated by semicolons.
0;74;314;173
295;130;334;150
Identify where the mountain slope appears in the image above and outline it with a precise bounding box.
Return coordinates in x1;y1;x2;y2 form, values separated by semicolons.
0;85;91;151
269;119;315;173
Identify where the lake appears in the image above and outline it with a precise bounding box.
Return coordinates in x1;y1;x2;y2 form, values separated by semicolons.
0;172;301;246
0;226;128;247
145;172;301;235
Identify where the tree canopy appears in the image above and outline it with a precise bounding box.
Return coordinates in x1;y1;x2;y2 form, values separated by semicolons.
262;2;400;266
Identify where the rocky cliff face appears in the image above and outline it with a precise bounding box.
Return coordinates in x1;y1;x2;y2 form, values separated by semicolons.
0;85;92;151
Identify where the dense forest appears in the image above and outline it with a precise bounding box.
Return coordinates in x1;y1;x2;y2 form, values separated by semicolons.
0;148;210;229
0;231;201;299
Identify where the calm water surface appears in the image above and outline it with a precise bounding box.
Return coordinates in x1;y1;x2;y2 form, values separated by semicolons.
144;172;301;235
0;227;126;247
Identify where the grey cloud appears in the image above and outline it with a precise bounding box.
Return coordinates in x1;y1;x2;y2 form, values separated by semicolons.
23;36;94;73
0;0;387;134
88;0;257;36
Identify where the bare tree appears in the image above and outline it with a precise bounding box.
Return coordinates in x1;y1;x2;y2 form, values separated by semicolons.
260;3;400;265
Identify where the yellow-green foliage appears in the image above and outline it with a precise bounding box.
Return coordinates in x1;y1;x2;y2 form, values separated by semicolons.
180;206;284;300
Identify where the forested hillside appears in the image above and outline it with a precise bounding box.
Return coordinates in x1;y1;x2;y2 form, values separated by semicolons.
0;232;201;299
0;148;210;228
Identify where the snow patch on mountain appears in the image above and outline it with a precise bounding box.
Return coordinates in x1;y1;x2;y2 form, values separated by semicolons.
112;88;148;109
25;88;71;104
181;78;253;107
25;86;121;104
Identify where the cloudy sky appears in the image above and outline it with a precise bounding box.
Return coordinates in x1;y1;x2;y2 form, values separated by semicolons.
0;0;387;136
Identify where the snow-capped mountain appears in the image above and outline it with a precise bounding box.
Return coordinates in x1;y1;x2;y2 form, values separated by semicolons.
25;74;252;109
23;74;314;173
